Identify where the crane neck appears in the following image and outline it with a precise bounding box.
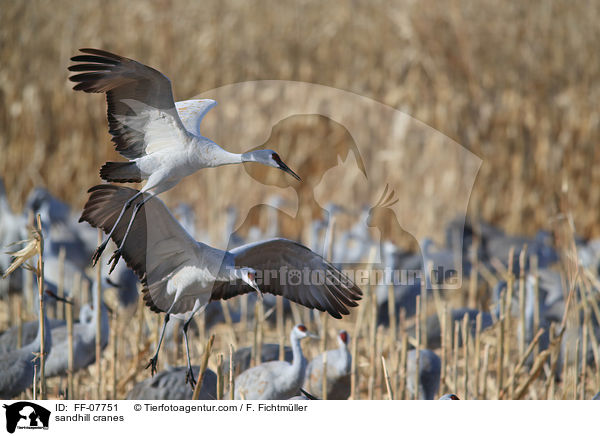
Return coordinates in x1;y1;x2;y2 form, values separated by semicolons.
289;332;307;375
217;150;244;166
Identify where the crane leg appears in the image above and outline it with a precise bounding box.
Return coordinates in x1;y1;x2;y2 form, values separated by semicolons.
107;192;157;273
92;190;143;266
182;307;202;389
145;313;170;376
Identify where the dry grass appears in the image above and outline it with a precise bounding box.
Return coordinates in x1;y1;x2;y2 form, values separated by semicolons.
1;0;600;399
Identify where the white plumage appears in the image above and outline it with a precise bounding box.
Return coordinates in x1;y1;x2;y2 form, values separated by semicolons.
68;48;300;271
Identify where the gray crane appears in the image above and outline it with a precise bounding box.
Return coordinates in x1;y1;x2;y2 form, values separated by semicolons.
406;349;441;400
106;258;139;308
0;318;65;354
223;344;293;376
303;330;351;399
438;393;460;400
80;184;362;386
126;366;217;400
406;308;494;350
234;325;317;400
0;292;68;399
44;295;109;378
0;178;27;299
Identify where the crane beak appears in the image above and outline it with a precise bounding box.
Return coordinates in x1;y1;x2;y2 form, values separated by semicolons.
256;289;264;300
247;272;263;300
278;161;301;181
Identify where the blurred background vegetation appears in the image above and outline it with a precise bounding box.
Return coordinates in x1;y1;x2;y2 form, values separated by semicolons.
1;0;599;242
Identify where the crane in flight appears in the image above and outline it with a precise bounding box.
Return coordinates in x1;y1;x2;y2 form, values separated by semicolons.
68;48;300;271
80;184;361;386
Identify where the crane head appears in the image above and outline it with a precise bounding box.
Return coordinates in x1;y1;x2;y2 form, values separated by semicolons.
240;267;262;298
338;330;350;347
242;149;301;181
293;324;319;340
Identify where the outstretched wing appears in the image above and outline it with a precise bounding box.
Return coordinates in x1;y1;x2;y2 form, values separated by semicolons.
69;48;189;159
79;185;223;315
210;238;362;319
175;99;218;137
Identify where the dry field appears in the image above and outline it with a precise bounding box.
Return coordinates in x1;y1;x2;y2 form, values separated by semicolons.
1;0;600;400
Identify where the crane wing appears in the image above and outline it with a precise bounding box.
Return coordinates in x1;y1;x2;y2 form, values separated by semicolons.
211;238;362;319
79;185;219;314
69;48;189;159
175;99;218;137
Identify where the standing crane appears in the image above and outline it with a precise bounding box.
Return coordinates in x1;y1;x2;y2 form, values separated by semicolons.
303;330;352;399
234;325;317;400
0;292;68;398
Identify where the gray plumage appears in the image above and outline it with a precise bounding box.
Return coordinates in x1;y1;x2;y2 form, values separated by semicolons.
0;319;65;354
409;308;493;350
126;366;217;400
406;349;441;400
438;393;460;400
0;179;27;298
421;238;459;288
234;325;315;400
303;330;351;399
485;230;558;274
375;241;421;324
80;184;361;384
0;304;52;399
223;343;293;376
107;259;139;307
44;300;109;378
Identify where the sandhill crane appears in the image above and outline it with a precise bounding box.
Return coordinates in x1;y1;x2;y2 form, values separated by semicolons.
25;187;97;271
106;259;139;307
126;366;217;400
45;293;110;378
439;393;460;400
421;238;460;289
485;230;558;274
0;179;27;298
289;389;318;400
223;343;293;376
80;184;362;386
406;349;441;400
375;241;421;325
577;238;600;271
0;318;65;355
303;330;351;399
0;292;68;399
234;324;317;400
68;48;300;270
406;308;493;350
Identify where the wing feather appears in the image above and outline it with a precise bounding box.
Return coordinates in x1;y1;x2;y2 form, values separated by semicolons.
79;185;213;314
69;48;188;160
211;238;362;319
